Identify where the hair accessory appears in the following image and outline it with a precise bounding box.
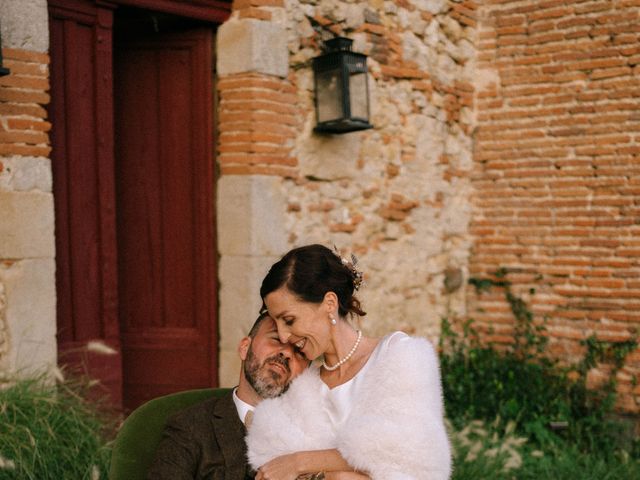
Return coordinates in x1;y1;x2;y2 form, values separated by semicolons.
332;245;364;291
322;330;362;371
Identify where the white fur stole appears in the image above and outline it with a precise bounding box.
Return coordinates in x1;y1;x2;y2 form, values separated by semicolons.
246;333;451;480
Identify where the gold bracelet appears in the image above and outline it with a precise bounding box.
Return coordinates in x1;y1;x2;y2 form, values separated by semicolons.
296;473;325;480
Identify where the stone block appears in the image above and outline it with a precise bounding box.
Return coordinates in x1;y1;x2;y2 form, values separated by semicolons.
218;254;277;349
344;4;365;30
0;191;54;258
217;174;291;387
0;156;52;192
441;194;471;235
475;67;501;92
217;175;288;257
412;0;448;15
0;282;8;368
217;18;288;78
0;259;57;374
0;0;49;52
218;349;241;388
298;132;362;181
218;254;280;385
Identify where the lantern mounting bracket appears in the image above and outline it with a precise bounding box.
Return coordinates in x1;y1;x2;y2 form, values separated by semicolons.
0;30;10;77
305;15;342;43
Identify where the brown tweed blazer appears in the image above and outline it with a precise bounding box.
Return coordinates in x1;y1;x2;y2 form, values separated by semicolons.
146;391;254;480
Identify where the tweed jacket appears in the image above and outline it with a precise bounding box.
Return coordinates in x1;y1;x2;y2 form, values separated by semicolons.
147;391;253;480
246;332;451;480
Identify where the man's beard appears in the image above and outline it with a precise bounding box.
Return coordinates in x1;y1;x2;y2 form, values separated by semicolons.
243;347;291;399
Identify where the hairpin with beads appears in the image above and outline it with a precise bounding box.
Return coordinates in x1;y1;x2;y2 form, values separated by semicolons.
332;245;364;291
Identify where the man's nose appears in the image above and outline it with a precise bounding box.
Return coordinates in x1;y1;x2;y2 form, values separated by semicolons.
278;342;294;359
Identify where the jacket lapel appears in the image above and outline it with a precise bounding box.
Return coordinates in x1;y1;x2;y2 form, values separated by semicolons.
212;392;249;479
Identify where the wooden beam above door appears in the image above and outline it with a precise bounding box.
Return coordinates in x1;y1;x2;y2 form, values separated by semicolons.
109;0;232;23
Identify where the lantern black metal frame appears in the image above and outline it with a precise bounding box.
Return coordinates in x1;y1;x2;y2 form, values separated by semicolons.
0;30;10;77
312;37;372;134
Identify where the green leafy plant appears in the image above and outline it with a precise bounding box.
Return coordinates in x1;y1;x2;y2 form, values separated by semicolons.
468;267;548;359
440;317;579;447
442;268;638;457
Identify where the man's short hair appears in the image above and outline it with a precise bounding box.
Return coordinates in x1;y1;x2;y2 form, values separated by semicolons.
247;311;270;338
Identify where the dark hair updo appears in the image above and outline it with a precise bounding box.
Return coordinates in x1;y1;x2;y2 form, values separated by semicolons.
260;244;366;318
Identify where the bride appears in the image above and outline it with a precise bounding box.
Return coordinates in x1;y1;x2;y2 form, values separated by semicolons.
246;244;451;480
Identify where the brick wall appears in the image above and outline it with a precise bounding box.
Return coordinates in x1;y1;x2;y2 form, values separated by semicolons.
0;49;51;158
471;0;640;413
217;73;299;177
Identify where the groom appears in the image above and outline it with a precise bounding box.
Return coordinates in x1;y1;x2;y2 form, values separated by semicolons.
147;312;309;479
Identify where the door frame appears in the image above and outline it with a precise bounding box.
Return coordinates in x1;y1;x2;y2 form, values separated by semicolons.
48;0;230;408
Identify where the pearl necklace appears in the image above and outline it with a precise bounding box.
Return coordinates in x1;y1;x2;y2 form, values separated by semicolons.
322;330;363;371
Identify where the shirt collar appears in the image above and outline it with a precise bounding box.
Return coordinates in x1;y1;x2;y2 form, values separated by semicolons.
232;387;254;423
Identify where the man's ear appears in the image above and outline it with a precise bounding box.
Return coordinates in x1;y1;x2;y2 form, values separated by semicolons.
238;336;251;361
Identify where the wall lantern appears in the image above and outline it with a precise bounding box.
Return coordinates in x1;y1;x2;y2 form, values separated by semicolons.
313;37;372;134
0;30;10;77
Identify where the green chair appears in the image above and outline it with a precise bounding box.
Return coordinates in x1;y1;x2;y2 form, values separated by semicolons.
109;388;231;480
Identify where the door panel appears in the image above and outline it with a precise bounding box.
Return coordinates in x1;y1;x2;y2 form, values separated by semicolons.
114;26;217;410
48;0;122;405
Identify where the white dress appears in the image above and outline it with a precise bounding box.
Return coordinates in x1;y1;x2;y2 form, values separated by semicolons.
322;331;403;428
246;331;452;480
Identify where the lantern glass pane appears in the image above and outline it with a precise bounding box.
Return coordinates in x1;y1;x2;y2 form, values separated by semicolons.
349;72;368;120
316;69;343;123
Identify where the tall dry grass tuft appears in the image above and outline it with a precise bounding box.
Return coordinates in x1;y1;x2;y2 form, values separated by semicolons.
0;372;115;480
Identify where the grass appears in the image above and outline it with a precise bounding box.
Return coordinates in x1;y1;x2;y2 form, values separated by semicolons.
0;373;115;480
516;446;640;480
449;417;640;479
1;313;638;480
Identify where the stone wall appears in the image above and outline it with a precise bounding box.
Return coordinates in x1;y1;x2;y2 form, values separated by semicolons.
470;0;640;413
0;0;56;374
216;0;477;385
4;0;636;414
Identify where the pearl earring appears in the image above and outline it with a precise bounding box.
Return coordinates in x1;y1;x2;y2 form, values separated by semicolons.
330;315;337;325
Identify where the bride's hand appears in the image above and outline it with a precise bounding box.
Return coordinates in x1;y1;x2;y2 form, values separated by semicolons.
256;453;301;480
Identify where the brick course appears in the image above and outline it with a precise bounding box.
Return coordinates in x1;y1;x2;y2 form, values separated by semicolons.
0;49;51;158
471;0;640;413
217;72;299;177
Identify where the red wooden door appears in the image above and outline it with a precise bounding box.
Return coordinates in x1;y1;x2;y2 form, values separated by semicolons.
48;0;122;405
114;25;217;410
